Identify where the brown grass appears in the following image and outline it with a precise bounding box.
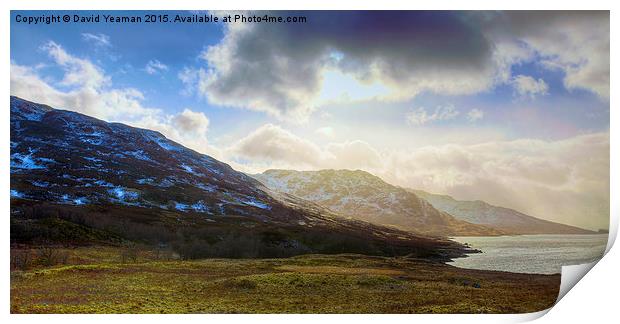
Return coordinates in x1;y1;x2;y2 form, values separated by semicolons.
10;247;560;314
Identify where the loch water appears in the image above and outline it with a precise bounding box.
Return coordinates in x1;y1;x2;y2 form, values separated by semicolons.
449;234;608;274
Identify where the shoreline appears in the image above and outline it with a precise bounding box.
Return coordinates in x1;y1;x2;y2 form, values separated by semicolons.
450;233;609;239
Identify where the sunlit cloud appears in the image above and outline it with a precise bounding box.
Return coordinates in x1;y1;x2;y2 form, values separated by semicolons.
315;126;335;138
226;123;609;230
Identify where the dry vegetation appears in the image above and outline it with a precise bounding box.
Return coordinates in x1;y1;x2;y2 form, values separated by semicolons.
11;247;560;314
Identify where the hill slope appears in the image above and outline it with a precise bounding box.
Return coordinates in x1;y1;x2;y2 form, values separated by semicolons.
411;190;594;235
253;169;504;237
10;96;472;260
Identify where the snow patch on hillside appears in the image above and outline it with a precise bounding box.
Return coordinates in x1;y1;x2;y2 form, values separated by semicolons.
239;196;270;210
10;150;55;171
125;150;153;162
10;190;25;198
108;187;139;201
142;131;180;151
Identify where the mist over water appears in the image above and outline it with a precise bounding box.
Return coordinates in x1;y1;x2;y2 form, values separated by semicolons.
449;234;608;274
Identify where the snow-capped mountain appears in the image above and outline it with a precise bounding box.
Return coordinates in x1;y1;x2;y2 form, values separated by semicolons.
10;96;279;218
411;190;595;235
10;96;472;260
253;169;504;237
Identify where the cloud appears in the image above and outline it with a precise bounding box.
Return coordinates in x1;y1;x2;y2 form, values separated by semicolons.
315;126;334;138
178;67;213;97
511;75;549;99
227;124;385;173
325;140;382;169
42;41;109;89
488;11;609;99
11;41;219;158
467;108;484;122
228;123;609;230
81;33;111;47
181;11;608;120
187;12;500;120
144;59;169;75
406;105;459;126
133;108;220;158
172;109;210;134
228;124;327;168
380;132;609;230
11;41;147;120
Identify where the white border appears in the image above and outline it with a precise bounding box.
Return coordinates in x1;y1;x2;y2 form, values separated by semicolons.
2;1;617;323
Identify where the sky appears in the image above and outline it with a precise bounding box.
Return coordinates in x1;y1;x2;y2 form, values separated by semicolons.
10;10;610;230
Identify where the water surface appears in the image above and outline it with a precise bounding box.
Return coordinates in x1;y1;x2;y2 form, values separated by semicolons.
449;234;608;274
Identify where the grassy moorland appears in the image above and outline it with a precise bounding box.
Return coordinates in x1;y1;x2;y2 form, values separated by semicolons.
10;247;559;314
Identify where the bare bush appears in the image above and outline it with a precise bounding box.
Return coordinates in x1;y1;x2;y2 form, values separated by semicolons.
36;247;69;266
11;250;33;270
155;243;175;261
120;244;140;263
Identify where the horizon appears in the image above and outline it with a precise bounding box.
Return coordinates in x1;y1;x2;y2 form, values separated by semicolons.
10;10;610;231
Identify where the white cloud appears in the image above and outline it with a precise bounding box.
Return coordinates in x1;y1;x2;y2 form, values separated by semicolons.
11;41;218;158
178;67;213;98
406;105;459;126
467;108;484;122
315;126;334;138
81;33;111;47
325;140;382;169
42;41;109;89
511;75;549;99
227;124;385;173
490;11;609;99
228;124;327;169
144;59;169;75
228;123;609;230
133;108;220;159
380;132;609;230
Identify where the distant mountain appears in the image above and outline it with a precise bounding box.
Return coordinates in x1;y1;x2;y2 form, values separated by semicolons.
411;190;595;235
10;96;471;260
253;169;504;237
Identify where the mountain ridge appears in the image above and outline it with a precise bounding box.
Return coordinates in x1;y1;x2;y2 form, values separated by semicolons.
255;169;595;236
411;189;595;235
253;169;504;237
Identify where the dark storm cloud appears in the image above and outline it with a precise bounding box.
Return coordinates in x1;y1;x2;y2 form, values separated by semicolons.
183;11;609;119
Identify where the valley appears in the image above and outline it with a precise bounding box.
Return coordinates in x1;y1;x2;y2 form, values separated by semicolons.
9;96;569;314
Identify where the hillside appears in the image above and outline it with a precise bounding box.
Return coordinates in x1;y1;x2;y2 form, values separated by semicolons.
9;96;472;260
411;190;595;235
253;169;504;237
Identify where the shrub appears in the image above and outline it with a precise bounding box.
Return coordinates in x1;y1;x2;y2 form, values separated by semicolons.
11;250;33;270
36;247;69;266
120;244;141;263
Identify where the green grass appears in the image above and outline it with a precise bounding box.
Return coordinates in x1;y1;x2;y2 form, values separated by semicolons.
10;248;560;314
